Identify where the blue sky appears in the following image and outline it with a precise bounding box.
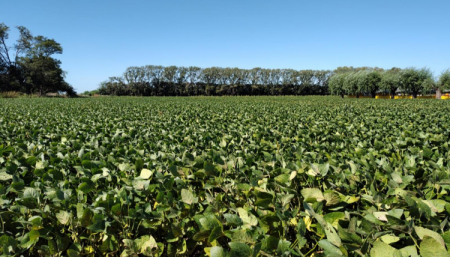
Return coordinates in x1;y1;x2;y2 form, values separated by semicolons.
1;0;449;93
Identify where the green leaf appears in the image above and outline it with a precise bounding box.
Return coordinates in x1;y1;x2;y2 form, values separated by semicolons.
0;171;12;181
318;239;343;256
209;226;223;243
338;225;362;244
48;239;57;254
261;236;279;253
324;191;341;206
136;235;158;256
181;189;195;205
223;213;243;226
274;174;290;184
443;230;450;252
0;235;17;255
229;242;252;257
370;241;401;257
255;191;273;207
193;230;210;241
301;188;325;202
324;212;345;228
420;236;450;257
204;162;217;176
118;163;131;172
23;187;39;198
414;226;445;248
380;234;400;245
314;214;342;247
238;208;258;228
135;158;144;171
29;216;43;230
399;245;418;257
56;211;71;225
29;230;40;242
78;179;95;193
57;234;71;252
200;215;221;230
208;246;228;257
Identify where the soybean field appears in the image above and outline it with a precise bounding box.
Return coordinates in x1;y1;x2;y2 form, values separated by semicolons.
1;96;450;257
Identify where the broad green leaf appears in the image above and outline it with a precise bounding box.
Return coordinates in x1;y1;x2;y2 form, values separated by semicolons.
23;187;39;199
399;245;418;257
209;226;223;243
0;171;12;181
301;188;325;202
370;241;401;257
318;239;343;256
223;213;243;226
229;242;252;257
207;246;228;257
56;211;71;225
135;158;144;171
380;234;400;244
181;189;195;205
420;236;450;257
314;214;342;247
78;180;95;193
414;226;445;248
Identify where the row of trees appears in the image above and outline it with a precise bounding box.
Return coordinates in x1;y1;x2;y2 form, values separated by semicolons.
329;67;450;99
97;66;332;96
0;23;75;96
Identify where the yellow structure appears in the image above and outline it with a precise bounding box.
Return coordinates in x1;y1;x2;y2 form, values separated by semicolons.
347;94;450;99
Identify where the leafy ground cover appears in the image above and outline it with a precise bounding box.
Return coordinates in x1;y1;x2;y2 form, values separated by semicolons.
1;96;450;256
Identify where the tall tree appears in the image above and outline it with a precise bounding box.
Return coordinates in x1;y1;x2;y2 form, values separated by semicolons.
343;72;360;97
0;23;74;95
329;73;346;98
380;68;402;99
436;69;450;99
400;67;433;98
186;66;201;95
359;70;382;98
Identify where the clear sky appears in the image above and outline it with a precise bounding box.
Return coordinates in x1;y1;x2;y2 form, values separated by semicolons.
1;0;449;93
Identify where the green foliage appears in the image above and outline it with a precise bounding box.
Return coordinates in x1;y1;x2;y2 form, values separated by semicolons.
439;69;450;90
1;96;450;256
329;66;449;98
99;66;331;96
0;23;75;96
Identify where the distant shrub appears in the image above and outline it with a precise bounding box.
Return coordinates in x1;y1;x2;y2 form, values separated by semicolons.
0;91;21;98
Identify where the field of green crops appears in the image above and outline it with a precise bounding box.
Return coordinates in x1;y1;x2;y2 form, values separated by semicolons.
1;96;450;257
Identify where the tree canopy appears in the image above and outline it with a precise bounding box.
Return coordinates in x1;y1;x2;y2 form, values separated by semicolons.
98;65;332;96
0;23;75;96
328;66;450;99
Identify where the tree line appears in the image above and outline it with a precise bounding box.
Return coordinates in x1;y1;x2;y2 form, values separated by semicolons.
97;65;450;98
0;23;75;96
96;66;332;96
329;66;450;99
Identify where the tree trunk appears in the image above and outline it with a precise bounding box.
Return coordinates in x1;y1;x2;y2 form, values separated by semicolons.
371;92;376;98
436;88;442;99
356;93;360;98
412;92;418;99
340;94;344;98
390;93;395;99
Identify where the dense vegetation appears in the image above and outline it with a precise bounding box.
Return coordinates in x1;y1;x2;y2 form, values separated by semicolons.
1;96;450;256
329;67;450;99
96;66;331;96
0;23;75;96
96;66;450;98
